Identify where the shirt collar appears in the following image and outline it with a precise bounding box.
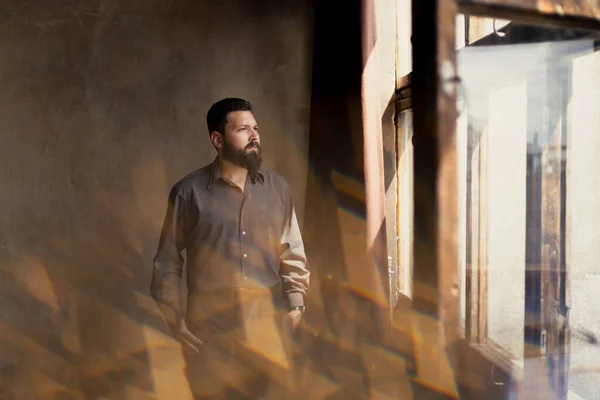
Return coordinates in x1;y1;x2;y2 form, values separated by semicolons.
207;158;265;189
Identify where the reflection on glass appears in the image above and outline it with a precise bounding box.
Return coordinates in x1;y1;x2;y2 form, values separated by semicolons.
397;110;413;297
457;19;600;399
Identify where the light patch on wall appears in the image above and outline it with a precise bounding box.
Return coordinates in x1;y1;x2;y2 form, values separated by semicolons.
238;293;290;372
331;170;366;202
122;384;155;400
81;299;153;369
15;254;59;311
359;340;414;398
29;371;84;400
336;207;388;307
330;169;388;306
61;293;82;355
93;185;145;264
0;321;55;360
0;321;78;398
142;325;193;400
411;315;460;398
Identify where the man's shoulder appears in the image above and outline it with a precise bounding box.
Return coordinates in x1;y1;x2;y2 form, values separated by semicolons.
171;164;212;194
260;168;290;190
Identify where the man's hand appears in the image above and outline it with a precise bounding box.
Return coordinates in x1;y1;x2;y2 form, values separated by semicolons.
174;321;203;355
286;309;303;332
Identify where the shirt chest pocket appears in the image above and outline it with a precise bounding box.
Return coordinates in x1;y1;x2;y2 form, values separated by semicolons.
190;193;241;242
251;197;285;239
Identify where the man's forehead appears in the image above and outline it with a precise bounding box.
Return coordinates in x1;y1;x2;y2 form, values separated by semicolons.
226;110;256;125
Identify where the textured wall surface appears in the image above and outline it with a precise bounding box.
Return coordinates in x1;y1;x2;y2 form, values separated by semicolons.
0;1;313;398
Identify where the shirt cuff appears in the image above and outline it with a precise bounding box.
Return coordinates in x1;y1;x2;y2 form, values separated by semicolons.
288;292;305;308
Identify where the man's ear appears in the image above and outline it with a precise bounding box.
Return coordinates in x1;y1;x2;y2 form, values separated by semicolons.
210;131;223;149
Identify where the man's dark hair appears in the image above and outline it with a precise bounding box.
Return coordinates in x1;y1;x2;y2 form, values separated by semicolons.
206;98;253;136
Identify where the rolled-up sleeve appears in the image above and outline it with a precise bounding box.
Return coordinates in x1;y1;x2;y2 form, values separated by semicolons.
150;186;187;310
280;192;310;308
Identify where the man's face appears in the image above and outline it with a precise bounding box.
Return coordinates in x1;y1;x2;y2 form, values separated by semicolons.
220;111;262;172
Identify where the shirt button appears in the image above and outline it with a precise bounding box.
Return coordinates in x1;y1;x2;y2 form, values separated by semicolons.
242;231;247;235
243;253;248;258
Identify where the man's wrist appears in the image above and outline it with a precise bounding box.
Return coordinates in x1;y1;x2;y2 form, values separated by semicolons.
289;305;305;314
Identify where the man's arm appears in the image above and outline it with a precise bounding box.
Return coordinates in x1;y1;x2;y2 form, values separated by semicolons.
280;189;309;328
150;186;202;353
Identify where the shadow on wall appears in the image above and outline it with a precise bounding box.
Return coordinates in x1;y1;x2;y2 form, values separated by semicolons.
0;1;312;399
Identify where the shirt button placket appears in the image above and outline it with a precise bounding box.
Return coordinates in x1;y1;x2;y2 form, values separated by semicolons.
240;190;248;288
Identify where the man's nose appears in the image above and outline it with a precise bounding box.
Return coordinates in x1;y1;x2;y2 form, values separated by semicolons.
249;129;259;141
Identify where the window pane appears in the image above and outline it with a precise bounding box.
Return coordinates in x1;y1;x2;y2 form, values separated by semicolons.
487;79;528;359
568;44;600;399
457;19;600;398
457;95;468;330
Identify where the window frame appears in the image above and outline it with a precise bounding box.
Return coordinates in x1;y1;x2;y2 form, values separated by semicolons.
406;0;600;395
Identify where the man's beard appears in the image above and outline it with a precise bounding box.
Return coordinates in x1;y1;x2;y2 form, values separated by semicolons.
222;140;262;182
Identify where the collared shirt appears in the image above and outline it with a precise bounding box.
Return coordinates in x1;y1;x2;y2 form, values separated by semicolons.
150;159;309;324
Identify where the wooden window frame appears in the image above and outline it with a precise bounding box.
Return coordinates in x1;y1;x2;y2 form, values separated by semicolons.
458;13;594;385
458;16;520;374
394;73;413;298
409;0;600;394
459;0;600;29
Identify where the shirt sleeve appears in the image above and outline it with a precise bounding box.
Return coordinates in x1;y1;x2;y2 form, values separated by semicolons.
150;186;187;310
280;187;310;308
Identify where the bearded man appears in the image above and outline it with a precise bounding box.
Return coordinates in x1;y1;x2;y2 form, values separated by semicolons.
150;98;309;399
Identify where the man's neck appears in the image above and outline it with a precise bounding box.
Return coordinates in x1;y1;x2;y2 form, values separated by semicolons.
218;157;248;191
